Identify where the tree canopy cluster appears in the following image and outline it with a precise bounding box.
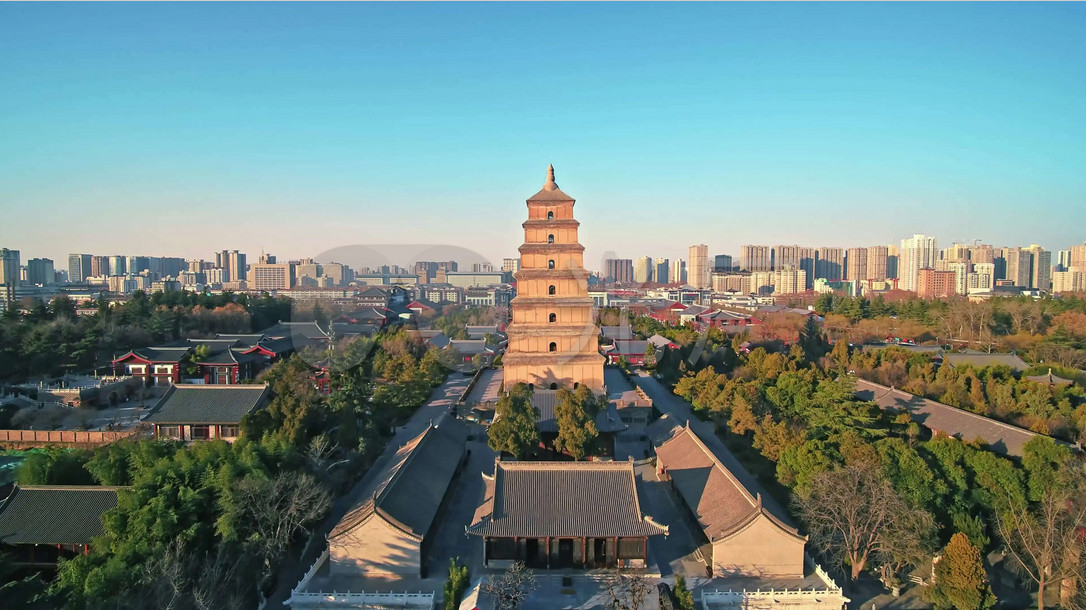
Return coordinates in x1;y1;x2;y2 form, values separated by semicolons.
0;290;292;383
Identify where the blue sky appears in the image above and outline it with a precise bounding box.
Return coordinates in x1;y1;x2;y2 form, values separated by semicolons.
1;2;1084;271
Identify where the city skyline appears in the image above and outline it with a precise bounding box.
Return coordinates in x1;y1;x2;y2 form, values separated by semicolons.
2;3;1085;266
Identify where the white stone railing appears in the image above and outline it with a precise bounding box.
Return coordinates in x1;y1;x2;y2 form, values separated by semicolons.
813;562;841;591
288;590;434;608
287;546;329;604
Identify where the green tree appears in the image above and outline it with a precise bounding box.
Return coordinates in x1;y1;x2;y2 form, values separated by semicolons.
924;533;995;610
553;386;600;460
487;384;540;459
672;575;695;610
17;447;94;485
443;557;470;610
642;343;657;371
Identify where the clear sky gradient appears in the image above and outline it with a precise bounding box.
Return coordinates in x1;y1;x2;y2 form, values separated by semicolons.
2;3;1084;271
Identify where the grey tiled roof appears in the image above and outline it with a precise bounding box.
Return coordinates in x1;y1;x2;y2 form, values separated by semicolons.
127;347;191;363
467;461;668;538
0;486;121;545
1025;370;1074;386
448;339;490;355
653;418;803;543
942;351;1030;373
330;422;466;542
600;326;635;340
145;384;270;425
259;321;331;341
854;378;1044;457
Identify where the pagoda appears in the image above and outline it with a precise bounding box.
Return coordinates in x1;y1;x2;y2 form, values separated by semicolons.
502;165;605;392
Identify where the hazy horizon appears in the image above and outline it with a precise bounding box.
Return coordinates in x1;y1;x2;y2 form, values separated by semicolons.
2;3;1084;270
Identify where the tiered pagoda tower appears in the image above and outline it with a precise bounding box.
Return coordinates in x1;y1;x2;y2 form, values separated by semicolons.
503;166;605;392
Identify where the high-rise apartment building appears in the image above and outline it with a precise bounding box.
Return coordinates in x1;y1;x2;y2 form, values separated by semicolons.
886;244;900;281
1053;269;1086;294
969;262;995;293
713;254;733;273
634;256;653;284
739;245;771;272
1003;247;1032;287
1025;244;1051;290
942;243;971;262
216;250;247;282
1;249;20;302
845;247;868;282
866;246;888;281
323;262;352;286
946;261;969;295
671;259;687;285
90;255;110;278
969;244;995;265
501;258;520;274
295;260;322;286
1056;249;1073;272
1069;242;1086;271
899;234;938;292
654;258;670;285
68;254;92;283
604;259;634;284
27;258;55;285
816;247;844;280
688;244;709;289
772;267;807;295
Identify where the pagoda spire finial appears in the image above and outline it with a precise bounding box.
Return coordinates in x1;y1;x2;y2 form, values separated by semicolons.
543;164;558;191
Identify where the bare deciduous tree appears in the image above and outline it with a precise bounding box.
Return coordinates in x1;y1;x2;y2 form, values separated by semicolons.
995;467;1086;610
483;561;538;610
237;470;332;570
793;460;917;580
602;570;654;610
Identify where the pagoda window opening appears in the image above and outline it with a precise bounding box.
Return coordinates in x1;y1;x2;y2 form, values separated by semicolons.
549;313;557;323
549;383;558;390
547;211;554;219
549;342;557;352
548;285;556;295
548;260;555;269
548;234;555;243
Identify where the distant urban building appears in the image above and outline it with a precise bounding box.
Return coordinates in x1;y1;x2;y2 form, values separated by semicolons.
0;248;19;303
1052;269;1086;294
472;262;495;273
108;255;126;276
886;244;900;280
68;253;92;283
815;247;844;280
249;263;295;291
899;234;938;292
1025;244;1051;290
1003;247;1032;287
654;257;669;284
866;245;888;281
501;257;520;274
633;256;653;284
970;244;995;265
942;243;971;262
1056;249;1073;272
712;273;749;294
739;245;771;272
772;267;807;295
713;254;733;273
322;262;352;286
604;258;633;284
917;268;956;299
671;259;687;284
845;247;868;282
27;258;55;285
215;250;247;282
688;244;709;289
946;261;969;295
444;271;503;288
969;262;995;293
1069;242;1086;270
90;255;110;278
